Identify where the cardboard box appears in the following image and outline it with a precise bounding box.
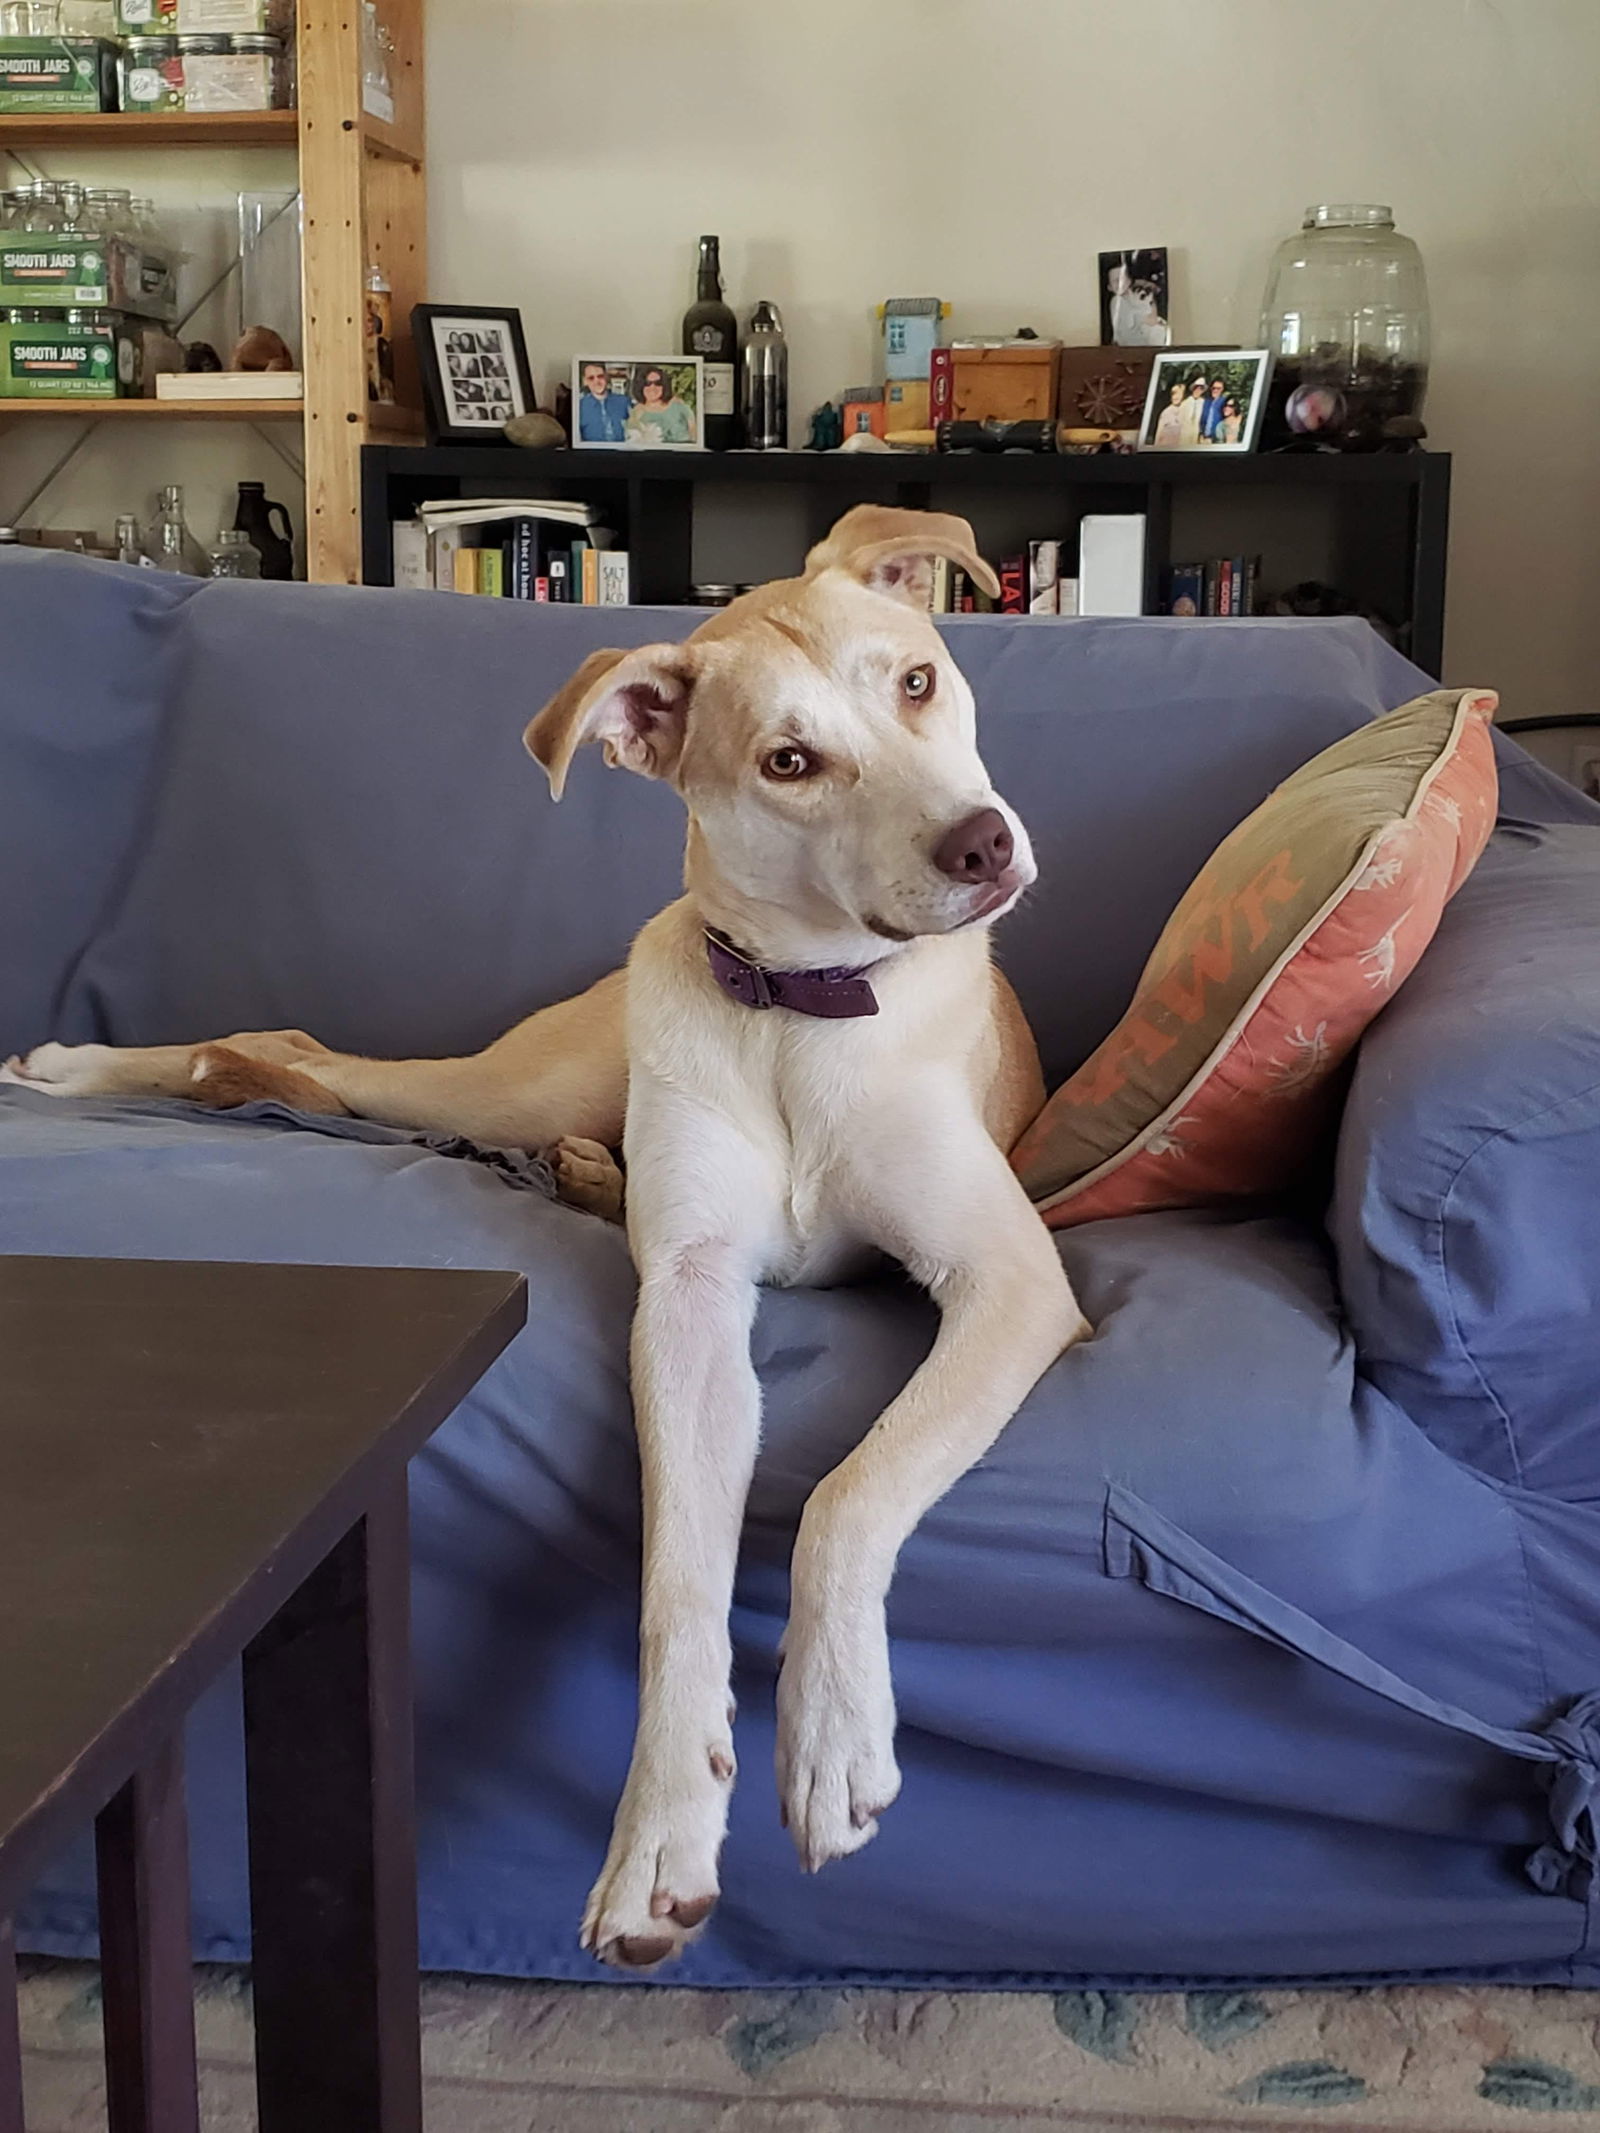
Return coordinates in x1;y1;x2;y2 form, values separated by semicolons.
0;314;139;398
0;235;178;322
0;37;117;111
178;0;293;30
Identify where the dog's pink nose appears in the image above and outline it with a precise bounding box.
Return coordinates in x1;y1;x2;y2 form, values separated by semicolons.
934;807;1014;885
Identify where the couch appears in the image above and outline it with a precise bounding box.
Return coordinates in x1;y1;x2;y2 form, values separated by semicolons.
4;549;1600;1990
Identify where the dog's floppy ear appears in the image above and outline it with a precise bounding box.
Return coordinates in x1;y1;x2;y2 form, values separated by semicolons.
524;643;698;799
804;504;1001;608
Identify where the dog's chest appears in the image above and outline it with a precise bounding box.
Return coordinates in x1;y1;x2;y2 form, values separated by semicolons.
758;1043;887;1287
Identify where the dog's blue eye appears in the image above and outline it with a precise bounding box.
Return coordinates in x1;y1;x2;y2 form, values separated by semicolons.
902;664;935;703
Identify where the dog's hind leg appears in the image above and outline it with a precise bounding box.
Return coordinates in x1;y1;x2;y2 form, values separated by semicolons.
1;1029;330;1101
293;970;627;1152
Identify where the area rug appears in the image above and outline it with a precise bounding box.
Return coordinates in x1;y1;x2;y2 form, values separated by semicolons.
16;1960;1600;2130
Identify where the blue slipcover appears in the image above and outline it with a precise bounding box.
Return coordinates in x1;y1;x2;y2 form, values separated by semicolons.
3;550;1599;1990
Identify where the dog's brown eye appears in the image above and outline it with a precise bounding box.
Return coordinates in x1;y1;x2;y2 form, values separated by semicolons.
902;663;936;704
762;745;814;781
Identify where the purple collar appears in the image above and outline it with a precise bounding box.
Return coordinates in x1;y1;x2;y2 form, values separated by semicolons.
704;928;879;1019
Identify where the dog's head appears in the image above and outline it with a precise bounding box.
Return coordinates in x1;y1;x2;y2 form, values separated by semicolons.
524;506;1035;960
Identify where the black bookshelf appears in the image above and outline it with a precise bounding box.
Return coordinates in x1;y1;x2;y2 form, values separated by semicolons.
361;446;1450;673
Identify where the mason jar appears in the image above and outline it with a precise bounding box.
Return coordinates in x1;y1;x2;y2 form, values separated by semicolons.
1259;204;1430;448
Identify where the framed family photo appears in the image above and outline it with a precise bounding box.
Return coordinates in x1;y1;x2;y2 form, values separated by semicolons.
1139;349;1273;452
412;304;535;444
572;355;705;449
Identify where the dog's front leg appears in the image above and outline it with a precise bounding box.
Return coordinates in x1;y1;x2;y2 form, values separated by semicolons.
582;1123;774;1970
777;1128;1089;1871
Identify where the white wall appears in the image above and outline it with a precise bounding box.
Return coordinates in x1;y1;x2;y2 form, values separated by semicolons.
7;1;1593;715
426;0;1600;717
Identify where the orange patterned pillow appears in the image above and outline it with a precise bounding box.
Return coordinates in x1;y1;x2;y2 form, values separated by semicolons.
1012;687;1500;1228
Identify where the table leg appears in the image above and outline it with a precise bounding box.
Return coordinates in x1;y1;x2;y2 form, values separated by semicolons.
93;1737;200;2133
0;1918;23;2133
242;1469;420;2133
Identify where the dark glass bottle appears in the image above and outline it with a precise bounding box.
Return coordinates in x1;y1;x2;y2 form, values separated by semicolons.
682;234;737;451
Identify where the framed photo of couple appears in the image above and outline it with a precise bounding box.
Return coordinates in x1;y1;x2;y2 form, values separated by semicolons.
1139;350;1272;453
572;356;705;449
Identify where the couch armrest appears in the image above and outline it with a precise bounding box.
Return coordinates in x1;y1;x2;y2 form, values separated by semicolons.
1330;823;1600;1500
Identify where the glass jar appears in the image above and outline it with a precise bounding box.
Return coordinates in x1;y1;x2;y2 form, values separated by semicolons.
0;1;62;32
1259;203;1430;449
16;182;62;235
207;527;262;580
55;182;87;234
120;37;182;112
81;190;131;241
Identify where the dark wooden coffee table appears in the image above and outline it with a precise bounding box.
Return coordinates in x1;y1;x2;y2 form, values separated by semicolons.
0;1255;525;2133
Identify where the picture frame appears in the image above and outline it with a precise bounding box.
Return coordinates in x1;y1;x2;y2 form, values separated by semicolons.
571;354;705;450
1099;248;1171;348
1138;349;1273;453
412;304;535;444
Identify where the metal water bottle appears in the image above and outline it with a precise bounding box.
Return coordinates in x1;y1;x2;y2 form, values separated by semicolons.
740;299;788;451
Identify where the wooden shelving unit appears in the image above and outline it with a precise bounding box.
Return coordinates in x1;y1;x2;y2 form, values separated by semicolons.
0;4;427;582
0;397;304;421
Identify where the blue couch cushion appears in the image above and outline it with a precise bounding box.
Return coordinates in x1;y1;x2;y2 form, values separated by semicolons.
0;557;195;1055
1331;822;1600;1500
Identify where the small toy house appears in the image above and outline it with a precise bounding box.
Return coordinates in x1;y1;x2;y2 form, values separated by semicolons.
878;297;949;381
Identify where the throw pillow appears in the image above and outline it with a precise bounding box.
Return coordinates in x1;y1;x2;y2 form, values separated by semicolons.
1011;686;1500;1228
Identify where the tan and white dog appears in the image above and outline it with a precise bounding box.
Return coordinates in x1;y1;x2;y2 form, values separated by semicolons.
3;506;1090;1968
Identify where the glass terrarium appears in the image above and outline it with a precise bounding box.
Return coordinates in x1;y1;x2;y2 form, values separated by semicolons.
1259;204;1430;449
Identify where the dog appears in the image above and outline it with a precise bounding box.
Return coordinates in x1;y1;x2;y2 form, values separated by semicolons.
3;505;1091;1968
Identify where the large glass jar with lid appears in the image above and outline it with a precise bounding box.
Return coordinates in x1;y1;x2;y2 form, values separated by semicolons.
1259;203;1430;448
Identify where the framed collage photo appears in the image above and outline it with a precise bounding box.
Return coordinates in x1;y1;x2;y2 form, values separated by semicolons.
413;304;535;444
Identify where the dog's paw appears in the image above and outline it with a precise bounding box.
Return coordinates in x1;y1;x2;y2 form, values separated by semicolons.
776;1625;901;1873
550;1135;625;1222
580;1754;732;1970
0;1042;115;1097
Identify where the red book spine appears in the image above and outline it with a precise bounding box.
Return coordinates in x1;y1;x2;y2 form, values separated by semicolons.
999;552;1027;614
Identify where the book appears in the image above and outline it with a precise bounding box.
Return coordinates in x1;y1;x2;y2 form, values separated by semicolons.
154;370;302;400
1235;554;1261;616
1057;576;1079;617
1203;560;1220;616
417;497;602;533
998;552;1027;615
534;576;551;602
547;553;570;602
1028;539;1059;615
597;550;630;606
1078;515;1145;616
430;523;463;591
478;546;504;598
1163;563;1205;616
391;517;428;591
929;555;952;613
451;545;479;595
569;538;590;603
581;544;600;605
510;518;538;599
